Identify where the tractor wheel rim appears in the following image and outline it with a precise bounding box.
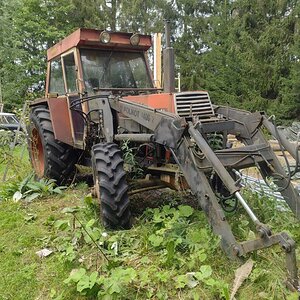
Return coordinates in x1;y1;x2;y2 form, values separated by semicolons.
95;176;100;200
31;128;45;177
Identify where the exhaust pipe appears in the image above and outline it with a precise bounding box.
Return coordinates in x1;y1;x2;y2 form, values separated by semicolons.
163;20;175;93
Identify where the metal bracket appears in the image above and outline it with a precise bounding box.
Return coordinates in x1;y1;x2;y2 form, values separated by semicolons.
153;117;187;149
90;96;114;142
239;231;299;291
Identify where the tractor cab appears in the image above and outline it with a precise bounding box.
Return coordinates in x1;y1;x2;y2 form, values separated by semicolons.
45;29;155;147
46;29;154;97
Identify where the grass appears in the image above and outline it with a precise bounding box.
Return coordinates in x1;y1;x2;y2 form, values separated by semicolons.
0;186;90;300
0;189;298;299
0;145;29;180
0;146;299;299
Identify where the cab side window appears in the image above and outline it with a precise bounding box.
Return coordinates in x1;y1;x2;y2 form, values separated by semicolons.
49;58;65;95
63;53;77;94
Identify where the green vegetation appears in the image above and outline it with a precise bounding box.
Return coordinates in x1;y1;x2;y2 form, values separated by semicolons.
0;147;300;299
0;186;299;299
0;145;29;179
0;186;89;300
5;176;66;202
1;0;300;123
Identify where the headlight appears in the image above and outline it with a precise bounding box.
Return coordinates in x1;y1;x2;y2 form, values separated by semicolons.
99;31;111;44
130;33;140;46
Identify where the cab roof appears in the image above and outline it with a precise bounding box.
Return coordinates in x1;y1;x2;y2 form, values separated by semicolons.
47;28;152;61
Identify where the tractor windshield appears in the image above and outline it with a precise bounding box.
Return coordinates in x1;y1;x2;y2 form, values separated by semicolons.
80;49;153;92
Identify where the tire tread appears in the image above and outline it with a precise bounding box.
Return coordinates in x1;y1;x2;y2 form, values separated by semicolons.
92;142;131;229
28;106;78;185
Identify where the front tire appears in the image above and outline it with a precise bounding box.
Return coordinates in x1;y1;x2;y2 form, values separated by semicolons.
28;106;79;185
92;142;131;229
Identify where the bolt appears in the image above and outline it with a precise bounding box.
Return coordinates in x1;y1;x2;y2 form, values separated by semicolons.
232;246;240;256
282;243;291;253
257;229;265;238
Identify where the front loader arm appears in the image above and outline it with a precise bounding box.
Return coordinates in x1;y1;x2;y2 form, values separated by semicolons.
174;122;299;291
170;135;241;258
108;96;299;290
216;105;300;220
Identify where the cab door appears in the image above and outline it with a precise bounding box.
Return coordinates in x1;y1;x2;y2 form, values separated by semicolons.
61;50;85;148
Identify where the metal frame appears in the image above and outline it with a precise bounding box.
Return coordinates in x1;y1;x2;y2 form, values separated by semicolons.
108;95;300;290
61;49;84;147
46;29;152;62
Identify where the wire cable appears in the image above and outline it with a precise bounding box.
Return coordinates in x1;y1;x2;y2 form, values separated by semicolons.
265;115;300;192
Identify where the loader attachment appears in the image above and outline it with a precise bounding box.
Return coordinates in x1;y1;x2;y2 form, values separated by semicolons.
108;95;300;290
215;106;300;220
171;122;299;291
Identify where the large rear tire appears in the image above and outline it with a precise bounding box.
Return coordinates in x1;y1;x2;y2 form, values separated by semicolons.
92;142;131;229
28;106;79;185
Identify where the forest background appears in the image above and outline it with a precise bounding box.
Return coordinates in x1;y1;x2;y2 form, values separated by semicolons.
0;0;300;123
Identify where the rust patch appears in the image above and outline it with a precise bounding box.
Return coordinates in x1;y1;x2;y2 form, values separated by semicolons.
48;97;73;146
124;93;175;113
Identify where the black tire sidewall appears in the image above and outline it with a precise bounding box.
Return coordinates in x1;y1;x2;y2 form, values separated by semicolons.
28;106;79;185
92;142;131;229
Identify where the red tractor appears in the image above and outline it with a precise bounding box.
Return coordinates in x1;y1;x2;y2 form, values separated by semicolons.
28;24;300;290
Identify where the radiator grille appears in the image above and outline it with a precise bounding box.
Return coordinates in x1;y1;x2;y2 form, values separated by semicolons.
174;91;214;118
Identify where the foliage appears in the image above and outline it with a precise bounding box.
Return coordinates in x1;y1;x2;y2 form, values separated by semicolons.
0;129;26;146
121;140;144;179
1;0;300;123
56;203;230;299
0;174;66;201
0;130;15;146
0;0;81;109
50;193;299;299
0;145;30;182
0;184;90;300
0;176;299;299
191;0;300;123
0;145;64;202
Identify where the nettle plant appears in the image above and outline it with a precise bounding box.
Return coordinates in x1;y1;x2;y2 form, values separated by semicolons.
53;200;230;299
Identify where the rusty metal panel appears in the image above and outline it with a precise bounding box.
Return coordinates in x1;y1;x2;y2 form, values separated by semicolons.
29;98;48;107
47;28;152;61
47;29;81;61
124;93;175;112
78;29;151;50
48;97;73;146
